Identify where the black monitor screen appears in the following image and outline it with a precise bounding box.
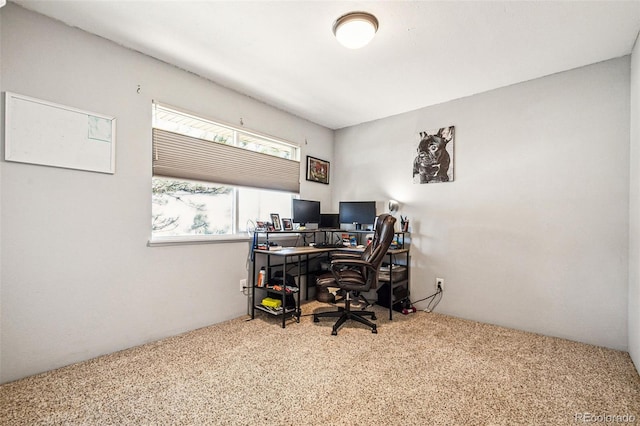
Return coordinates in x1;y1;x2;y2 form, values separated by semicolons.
320;213;340;229
292;199;321;225
339;201;376;228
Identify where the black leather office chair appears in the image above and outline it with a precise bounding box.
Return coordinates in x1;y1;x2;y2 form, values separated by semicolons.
313;214;397;335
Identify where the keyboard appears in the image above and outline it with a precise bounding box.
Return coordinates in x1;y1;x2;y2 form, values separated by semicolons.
314;243;344;248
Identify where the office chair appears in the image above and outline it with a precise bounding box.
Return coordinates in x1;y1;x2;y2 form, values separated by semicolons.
313;213;397;335
327;242;374;309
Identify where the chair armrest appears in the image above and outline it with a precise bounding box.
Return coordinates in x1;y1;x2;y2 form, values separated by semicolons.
330;258;369;268
329;258;378;276
330;251;361;260
328;258;378;290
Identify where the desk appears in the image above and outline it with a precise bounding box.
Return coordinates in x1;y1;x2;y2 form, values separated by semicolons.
252;246;333;328
251;245;410;327
254;228;345;248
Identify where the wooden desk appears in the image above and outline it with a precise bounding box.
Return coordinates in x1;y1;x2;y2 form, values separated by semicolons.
251;245;409;327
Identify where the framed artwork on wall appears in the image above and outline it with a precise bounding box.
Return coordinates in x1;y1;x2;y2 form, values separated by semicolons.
306;156;330;185
412;126;455;184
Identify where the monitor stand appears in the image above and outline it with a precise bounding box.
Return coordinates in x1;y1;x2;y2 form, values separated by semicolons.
354;223;362;230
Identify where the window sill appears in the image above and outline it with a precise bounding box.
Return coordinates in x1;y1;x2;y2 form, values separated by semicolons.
148;234;252;247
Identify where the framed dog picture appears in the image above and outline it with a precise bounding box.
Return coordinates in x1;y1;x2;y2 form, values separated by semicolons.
306;156;330;185
412;126;454;184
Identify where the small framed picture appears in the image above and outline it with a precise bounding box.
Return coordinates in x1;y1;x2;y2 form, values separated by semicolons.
306;156;330;185
282;218;293;230
255;221;266;231
270;213;282;231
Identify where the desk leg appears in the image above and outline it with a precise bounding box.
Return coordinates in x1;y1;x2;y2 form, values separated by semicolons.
296;255;302;321
282;256;287;328
388;253;394;321
304;254;309;301
406;251;410;311
251;253;256;319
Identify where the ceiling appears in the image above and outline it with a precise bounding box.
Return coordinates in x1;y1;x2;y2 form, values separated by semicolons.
10;1;640;130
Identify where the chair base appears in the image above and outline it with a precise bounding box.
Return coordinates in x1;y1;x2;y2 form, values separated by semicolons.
313;299;377;336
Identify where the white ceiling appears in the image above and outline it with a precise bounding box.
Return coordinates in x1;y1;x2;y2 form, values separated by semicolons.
11;0;640;130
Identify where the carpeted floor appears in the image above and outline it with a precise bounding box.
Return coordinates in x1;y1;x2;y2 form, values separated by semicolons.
1;301;639;425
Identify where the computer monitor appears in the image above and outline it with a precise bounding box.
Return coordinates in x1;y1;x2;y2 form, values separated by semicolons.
339;201;376;230
292;199;321;226
320;213;340;229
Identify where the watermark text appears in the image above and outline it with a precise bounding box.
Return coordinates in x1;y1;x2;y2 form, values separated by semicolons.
575;412;636;423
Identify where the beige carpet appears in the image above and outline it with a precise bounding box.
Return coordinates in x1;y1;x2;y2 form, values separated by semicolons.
1;301;639;425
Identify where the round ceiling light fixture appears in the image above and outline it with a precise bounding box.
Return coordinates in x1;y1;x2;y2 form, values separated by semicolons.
333;11;379;49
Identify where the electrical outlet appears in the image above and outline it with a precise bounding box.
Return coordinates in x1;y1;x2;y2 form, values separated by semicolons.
240;278;247;292
436;277;444;291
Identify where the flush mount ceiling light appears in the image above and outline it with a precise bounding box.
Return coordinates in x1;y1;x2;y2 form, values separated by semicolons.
333;11;379;49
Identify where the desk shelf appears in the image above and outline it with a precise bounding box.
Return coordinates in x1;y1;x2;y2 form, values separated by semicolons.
253;228;345;249
254;304;299;318
376;251;411;320
378;265;408;283
251;249;310;328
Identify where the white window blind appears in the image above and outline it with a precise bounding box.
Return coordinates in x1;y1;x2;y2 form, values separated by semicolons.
152;128;300;193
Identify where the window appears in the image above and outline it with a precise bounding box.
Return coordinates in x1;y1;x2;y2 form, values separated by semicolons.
151;104;300;240
152;177;234;236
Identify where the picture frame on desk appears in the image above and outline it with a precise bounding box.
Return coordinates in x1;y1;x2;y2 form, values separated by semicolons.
306;156;330;185
282;218;293;230
270;213;282;231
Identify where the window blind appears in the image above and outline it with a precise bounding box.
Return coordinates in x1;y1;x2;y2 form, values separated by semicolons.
152;128;300;193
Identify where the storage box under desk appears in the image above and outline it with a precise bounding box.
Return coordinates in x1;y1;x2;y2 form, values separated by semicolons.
378;265;407;282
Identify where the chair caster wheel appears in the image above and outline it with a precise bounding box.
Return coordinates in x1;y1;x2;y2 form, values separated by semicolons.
331;329;338;336
372;326;377;334
371;314;377;320
313;316;319;323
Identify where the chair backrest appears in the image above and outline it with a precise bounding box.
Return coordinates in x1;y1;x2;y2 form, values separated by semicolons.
361;213;397;287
